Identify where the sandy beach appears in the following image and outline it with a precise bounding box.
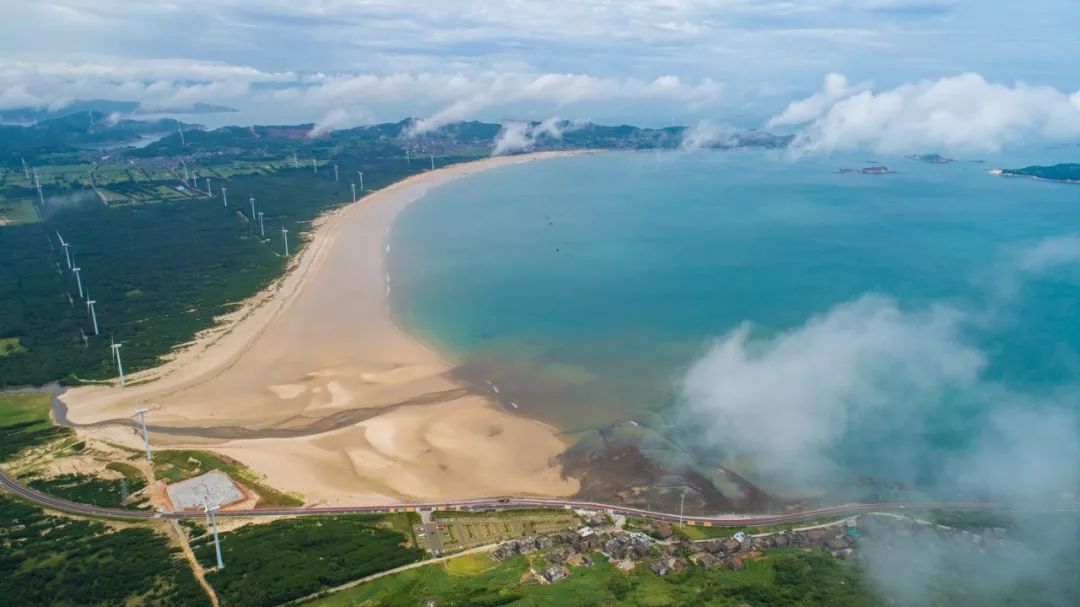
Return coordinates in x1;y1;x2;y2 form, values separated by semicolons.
60;152;582;505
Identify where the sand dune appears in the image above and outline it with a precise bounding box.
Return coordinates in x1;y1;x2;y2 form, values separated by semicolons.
60;152;583;504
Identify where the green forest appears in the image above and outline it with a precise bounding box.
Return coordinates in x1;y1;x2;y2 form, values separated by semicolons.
0;495;210;606
192;514;423;606
1005;163;1080;182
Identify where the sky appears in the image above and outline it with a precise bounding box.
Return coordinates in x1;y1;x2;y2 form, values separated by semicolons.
2;0;1080;151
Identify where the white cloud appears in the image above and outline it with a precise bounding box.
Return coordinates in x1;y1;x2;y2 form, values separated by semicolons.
679;294;983;486
491;117;577;155
680;120;741;150
772;72;1080;153
308;107;375;137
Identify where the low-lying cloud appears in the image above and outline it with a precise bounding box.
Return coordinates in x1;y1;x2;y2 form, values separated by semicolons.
771;72;1080;153
491;117;578;155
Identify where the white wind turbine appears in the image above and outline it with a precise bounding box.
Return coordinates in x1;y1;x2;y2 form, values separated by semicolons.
281;226;289;256
221;186;228;207
351;182;356;203
111;342;126;386
249;195;256;221
355;170;364;191
258;211;265;237
57;232;72;269
333;164;339;182
86;298;99;335
72;266;84;299
134;403;153;462
204;500;225;569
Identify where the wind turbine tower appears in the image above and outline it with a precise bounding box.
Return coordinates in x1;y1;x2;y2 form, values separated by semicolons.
180;160;189;185
281;226;289;256
33;169;45;205
249;195;256;221
221;186;228;207
430;155;435;171
351;182;356;203
356;170;364;191
57;232;72;269
405;150;410;165
312;158;318;174
333;164;339;182
204;501;225;569
86;299;99;335
258;211;265;237
292;151;299;169
134;405;153;462
21;157;29;179
72;267;84;299
206;177;212;197
111;343;126;386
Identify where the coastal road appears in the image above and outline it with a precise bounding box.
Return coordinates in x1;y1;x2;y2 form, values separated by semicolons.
1;466;1068;526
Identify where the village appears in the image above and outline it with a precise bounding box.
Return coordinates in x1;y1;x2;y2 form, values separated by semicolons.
472;510;1013;586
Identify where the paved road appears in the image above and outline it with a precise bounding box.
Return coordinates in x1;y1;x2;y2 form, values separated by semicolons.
2;465;1064;526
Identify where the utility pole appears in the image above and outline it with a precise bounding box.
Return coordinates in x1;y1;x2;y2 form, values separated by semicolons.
135;405;153;462
679;489;686;527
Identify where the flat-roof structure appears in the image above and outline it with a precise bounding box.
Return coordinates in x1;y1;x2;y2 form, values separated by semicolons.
166;470;245;511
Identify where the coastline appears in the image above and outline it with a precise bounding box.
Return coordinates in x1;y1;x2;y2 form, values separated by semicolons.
59;151;589;506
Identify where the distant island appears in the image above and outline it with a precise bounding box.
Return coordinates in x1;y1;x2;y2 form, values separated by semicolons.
836;166;895;175
990;163;1080;184
0;99;236;124
907;153;954;164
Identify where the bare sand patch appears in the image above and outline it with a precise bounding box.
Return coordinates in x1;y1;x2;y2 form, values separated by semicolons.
59;153;585;504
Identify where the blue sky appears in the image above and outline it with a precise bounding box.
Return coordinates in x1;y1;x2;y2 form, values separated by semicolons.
2;1;1079;151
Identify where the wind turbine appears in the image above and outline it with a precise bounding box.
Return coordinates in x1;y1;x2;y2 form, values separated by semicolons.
204;500;225;570
21;157;29;179
430;155;435;171
333;164;339;182
111;342;125;386
351;182;356;203
405;150;410;165
281;226;289;256
206;177;212;198
134;404;153;462
221;186;228;207
86;299;99;335
177;119;186;146
72;267;84;299
355;170;364;191
292;151;299;169
249;195;256;221
57;232;72;269
33;169;45;206
258;211;265;237
179;160;189;185
312;158;318;174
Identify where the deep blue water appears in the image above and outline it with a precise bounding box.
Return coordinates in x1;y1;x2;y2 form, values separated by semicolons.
389;149;1080;492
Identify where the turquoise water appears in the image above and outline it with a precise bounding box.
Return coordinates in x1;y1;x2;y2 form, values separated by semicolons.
390;149;1080;493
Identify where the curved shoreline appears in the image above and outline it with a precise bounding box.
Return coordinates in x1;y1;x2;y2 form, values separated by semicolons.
59;151;589;505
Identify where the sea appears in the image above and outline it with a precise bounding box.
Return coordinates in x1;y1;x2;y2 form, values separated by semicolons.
389;147;1080;499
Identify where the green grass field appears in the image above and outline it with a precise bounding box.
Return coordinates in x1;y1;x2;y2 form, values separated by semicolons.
153;449;303;507
445;552;497;575
0;391;72;461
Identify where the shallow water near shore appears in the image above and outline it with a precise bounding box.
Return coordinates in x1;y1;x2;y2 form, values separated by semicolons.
390;148;1080;497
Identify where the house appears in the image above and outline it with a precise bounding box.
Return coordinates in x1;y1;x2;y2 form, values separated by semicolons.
541;565;570;584
614;558;636;571
536;535;554;550
689;552;719;568
669;557;688;573
518;537;539;553
567;553;593;568
649;559;670;576
548;548;573;565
